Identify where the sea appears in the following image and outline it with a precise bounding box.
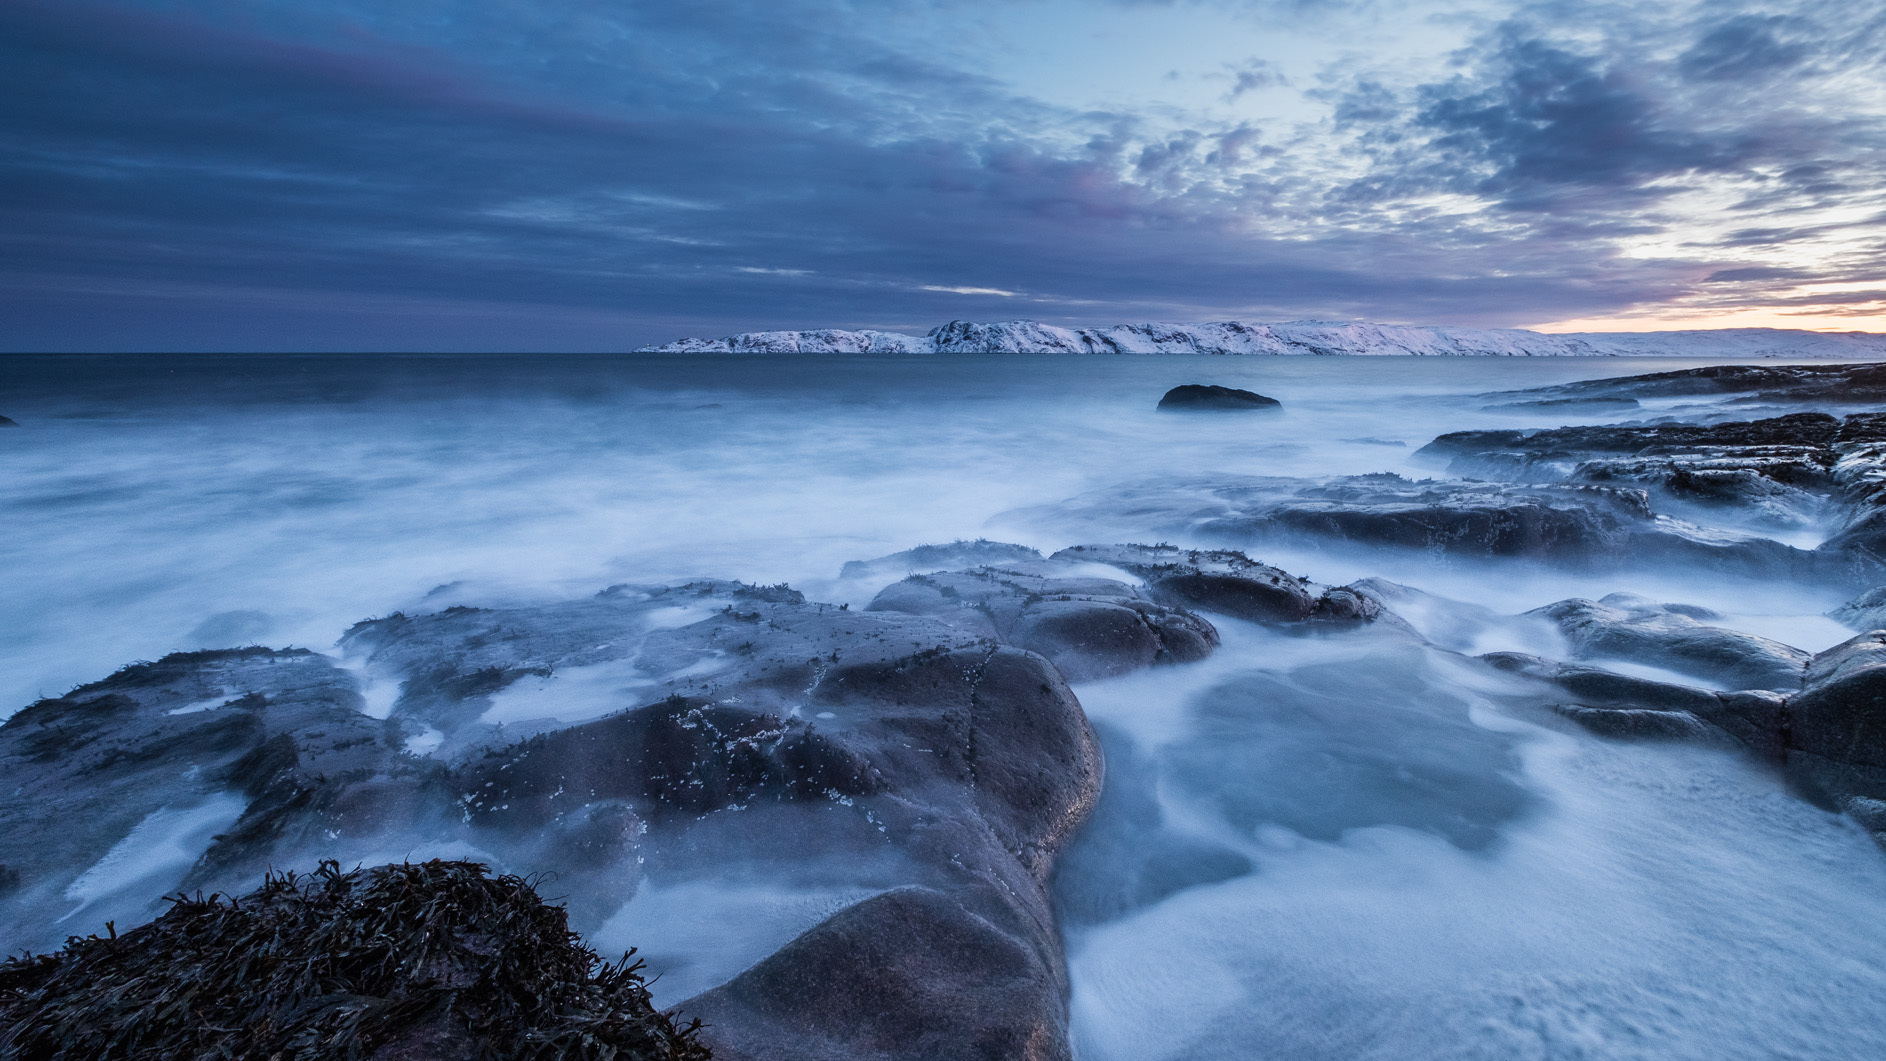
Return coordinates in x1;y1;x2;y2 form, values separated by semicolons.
3;352;1884;1059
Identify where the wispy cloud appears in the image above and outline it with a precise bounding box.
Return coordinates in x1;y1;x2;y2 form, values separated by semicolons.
2;0;1882;349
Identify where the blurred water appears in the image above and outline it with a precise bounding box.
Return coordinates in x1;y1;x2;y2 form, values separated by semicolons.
5;352;1886;1055
0;352;1859;713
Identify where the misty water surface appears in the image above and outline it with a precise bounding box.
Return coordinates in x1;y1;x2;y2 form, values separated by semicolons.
4;352;1885;1059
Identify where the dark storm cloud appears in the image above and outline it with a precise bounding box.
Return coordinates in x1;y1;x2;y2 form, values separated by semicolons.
1;0;1883;349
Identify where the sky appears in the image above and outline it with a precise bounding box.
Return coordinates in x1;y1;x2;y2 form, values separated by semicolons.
2;0;1884;350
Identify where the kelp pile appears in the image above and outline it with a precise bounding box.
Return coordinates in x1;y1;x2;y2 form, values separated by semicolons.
0;860;710;1060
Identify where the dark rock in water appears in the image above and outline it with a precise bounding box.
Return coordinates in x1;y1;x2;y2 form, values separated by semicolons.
1831;586;1886;631
839;539;1043;581
0;415;17;427
1481;651;1788;756
866;567;1217;680
1550;704;1734;744
1789;633;1886;780
1486;396;1641;413
1053;543;1315;621
1009;475;1817;575
1526;593;1809;691
1417;411;1886;559
0;859;709;1061
691;886;1057;1061
0;647;429;942
1049;543;1382;625
1156;384;1280;411
1482;361;1886;405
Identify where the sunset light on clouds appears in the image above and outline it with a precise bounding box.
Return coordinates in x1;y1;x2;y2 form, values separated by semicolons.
3;0;1883;348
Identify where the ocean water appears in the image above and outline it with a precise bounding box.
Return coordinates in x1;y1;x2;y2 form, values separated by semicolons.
4;352;1885;1056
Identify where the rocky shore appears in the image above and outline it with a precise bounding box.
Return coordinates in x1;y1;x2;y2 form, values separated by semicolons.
8;361;1886;1057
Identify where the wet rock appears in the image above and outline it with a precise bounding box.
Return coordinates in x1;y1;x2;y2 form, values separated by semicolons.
866;567;1218;680
839;540;1043;581
7;579;1105;1061
1483;651;1790;755
1485;396;1640;413
0;860;709;1061
0;647;424;950
691;887;1056;1061
1549;704;1733;744
1049;543;1386;626
1156;384;1280;411
1052;543;1313;621
1001;475;1817;575
1422;412;1886;547
1788;633;1886;791
1831;587;1886;632
1526;593;1809;691
1481;361;1886;406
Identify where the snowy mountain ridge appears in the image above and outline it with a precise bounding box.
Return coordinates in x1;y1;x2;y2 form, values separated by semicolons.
646;319;1886;357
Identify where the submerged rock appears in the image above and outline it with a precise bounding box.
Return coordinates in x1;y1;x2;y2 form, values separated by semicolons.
1831;587;1886;632
1156;384;1280;411
838;539;1043;581
1480;361;1886;406
0;860;709;1061
1526;593;1810;691
1481;651;1785;755
0;647;431;941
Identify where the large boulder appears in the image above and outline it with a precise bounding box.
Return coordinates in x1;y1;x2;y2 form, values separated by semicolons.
1788;632;1886;799
3;579;1108;1061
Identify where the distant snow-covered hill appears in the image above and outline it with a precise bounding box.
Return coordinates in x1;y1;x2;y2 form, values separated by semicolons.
646;319;1886;357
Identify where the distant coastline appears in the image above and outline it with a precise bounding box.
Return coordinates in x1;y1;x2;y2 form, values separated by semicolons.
643;319;1886;357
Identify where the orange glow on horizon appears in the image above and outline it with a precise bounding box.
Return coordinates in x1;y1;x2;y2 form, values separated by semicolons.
1530;306;1886;334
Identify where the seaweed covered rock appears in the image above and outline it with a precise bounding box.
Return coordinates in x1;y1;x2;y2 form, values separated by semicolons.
0;860;708;1061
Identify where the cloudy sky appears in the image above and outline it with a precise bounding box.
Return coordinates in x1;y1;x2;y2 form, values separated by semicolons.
4;0;1883;350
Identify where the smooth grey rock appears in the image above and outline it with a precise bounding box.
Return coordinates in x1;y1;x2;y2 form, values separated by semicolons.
865;567;1217;681
839;540;1044;581
1527;594;1809;691
1831;586;1886;632
0;648;425;949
